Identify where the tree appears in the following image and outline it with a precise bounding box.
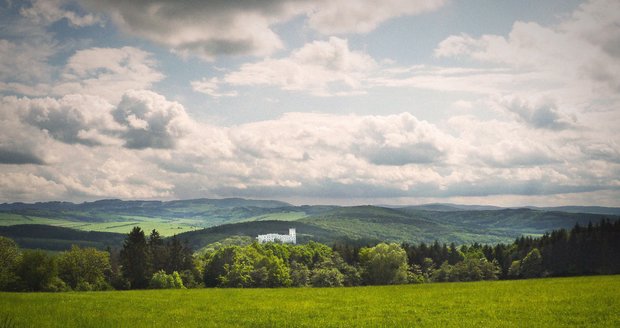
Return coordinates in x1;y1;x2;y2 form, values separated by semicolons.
166;236;194;274
420;257;435;278
520;248;543;278
57;245;112;291
431;261;453;282
310;267;344;287
332;253;361;287
203;246;236;287
289;261;310;287
0;236;21;291
218;247;254;287
16;250;63;291
508;260;521;278
359;243;408;285
120;227;151;289
148;229;168;273
253;250;291;287
448;243;464;265
149;270;185;289
213;243;291;288
407;264;425;284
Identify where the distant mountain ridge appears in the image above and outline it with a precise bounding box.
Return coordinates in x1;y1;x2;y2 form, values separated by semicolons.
0;197;292;212
393;203;620;216
1;198;619;251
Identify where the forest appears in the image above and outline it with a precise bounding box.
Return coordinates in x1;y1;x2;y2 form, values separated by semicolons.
0;219;619;291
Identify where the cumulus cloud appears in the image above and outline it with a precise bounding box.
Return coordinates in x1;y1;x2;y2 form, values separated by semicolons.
191;78;238;98
1;0;618;204
0;89;191;158
0;38;55;85
500;97;576;130
0;17;57;91
200;37;377;96
0;44;164;101
3;94;120;146
20;0;102;27
434;0;620;95
53;47;164;102
1;105;618;202
196;112;452;196
79;0;446;60
0;115;48;165
0;172;67;201
112;90;193;149
351;113;449;165
0;149;44;165
307;0;446;34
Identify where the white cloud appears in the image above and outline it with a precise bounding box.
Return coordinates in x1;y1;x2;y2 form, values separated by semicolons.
1;88;192;153
499;96;576;130
0;171;67;201
1;0;619;205
434;0;620;96
0;38;55;84
5;94;121;146
112;90;194;149
1;103;619;202
53;47;164;102
21;0;102;27
201;37;377;96
79;0;446;60
191;78;238;98
307;0;446;34
0;120;48;165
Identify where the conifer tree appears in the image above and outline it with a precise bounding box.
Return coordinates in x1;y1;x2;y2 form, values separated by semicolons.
120;227;151;289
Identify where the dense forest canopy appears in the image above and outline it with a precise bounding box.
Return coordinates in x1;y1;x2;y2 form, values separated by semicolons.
0;220;619;291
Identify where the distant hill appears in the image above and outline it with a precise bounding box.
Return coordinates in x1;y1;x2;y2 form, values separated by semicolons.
174;206;620;249
0;224;126;251
399;203;620;215
399;204;504;212
528;206;620;216
1;198;619;250
177;220;343;251
0;198;306;236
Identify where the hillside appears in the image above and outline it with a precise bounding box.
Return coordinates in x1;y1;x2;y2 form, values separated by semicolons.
1;198;619;250
0;198;313;236
0;224;125;251
174;206;619;249
177;220;344;251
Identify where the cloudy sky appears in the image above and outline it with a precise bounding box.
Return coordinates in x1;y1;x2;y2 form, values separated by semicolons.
0;0;619;206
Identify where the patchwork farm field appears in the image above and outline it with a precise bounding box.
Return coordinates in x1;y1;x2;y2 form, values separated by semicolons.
0;213;201;236
1;275;619;327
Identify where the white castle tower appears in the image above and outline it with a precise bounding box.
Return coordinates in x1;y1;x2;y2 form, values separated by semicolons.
257;227;296;244
289;228;296;242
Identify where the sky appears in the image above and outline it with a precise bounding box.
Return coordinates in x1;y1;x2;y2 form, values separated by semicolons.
0;0;619;206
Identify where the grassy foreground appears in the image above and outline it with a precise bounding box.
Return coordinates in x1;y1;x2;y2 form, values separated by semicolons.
1;275;619;327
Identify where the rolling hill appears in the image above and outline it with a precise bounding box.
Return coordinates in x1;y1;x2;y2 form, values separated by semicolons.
0;224;125;251
1;198;619;251
0;198;315;236
175;205;620;250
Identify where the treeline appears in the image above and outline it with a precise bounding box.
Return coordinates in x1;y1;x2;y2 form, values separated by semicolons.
399;219;620;280
0;227;198;292
1;220;619;291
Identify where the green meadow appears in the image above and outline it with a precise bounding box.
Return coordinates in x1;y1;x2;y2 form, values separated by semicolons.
0;213;201;236
1;275;619;327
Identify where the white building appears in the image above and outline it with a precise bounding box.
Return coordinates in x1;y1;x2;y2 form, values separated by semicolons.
257;228;296;244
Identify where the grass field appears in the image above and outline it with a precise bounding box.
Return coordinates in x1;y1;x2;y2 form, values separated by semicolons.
0;213;202;236
1;275;619;327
